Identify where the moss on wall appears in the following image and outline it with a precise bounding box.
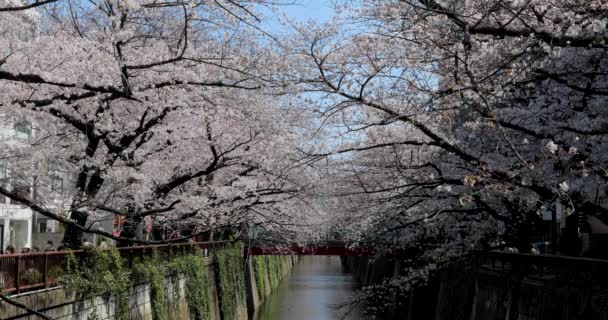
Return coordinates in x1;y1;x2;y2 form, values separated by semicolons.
215;243;246;320
252;255;296;301
133;254;167;320
63;247;131;320
253;256;267;298
62;247;212;320
268;256;280;290
60;243;295;320
169;254;211;320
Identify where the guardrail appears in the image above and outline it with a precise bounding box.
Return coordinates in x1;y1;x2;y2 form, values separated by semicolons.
470;250;608;320
0;241;233;295
474;250;608;281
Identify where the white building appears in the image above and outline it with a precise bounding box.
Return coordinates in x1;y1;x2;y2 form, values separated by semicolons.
0;118;35;251
0;0;116;249
0;0;60;252
0;115;70;251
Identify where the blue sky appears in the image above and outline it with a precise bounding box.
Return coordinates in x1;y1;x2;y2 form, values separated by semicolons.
278;0;336;24
259;0;337;33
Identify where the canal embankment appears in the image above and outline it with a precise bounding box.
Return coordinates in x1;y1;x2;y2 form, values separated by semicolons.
344;252;608;320
0;243;298;320
245;254;297;315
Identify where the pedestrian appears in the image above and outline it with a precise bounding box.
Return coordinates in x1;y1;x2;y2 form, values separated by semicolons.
5;246;15;254
44;240;55;252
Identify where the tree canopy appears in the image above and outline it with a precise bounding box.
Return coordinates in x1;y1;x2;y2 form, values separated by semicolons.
0;0;607;312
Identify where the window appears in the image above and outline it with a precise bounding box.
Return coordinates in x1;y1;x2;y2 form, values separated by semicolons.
0;160;6;180
51;175;63;193
14;121;31;141
37;222;47;233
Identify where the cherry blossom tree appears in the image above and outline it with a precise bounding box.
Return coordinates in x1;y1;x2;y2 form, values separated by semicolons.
283;0;607;313
0;0;317;248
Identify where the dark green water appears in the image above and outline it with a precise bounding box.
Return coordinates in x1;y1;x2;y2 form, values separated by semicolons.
252;256;364;320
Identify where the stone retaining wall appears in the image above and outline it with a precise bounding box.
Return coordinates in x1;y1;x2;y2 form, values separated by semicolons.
344;253;608;320
1;252;297;319
245;255;297;313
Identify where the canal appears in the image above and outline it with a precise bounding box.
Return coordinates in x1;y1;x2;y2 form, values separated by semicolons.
252;256;364;320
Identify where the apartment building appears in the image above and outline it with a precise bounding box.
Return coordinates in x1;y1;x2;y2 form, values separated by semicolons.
0;114;72;251
0;117;34;251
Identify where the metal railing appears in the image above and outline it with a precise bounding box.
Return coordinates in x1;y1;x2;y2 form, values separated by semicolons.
0;241;233;295
474;250;608;282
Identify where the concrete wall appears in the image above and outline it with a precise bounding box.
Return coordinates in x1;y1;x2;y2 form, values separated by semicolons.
1;254;297;320
1;258;219;320
344;255;608;320
245;255;297;314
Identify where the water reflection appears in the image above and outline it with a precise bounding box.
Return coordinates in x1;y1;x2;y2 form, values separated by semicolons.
252;256;363;320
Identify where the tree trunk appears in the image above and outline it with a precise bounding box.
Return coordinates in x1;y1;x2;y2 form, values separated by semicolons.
62;210;89;249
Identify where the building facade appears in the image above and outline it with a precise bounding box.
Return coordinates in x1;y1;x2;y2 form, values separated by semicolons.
0;0;65;251
0;116;34;251
0;115;71;251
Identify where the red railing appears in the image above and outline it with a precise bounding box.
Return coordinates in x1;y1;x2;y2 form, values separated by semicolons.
246;245;375;256
0;241;233;295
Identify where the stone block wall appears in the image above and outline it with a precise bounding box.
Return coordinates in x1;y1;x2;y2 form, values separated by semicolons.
2;253;298;320
2;273;189;320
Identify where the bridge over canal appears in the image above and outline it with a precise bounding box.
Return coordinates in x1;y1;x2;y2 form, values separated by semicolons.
245;240;376;256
